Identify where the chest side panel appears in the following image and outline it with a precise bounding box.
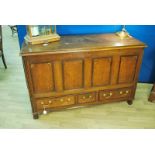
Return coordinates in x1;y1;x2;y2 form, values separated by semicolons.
118;55;138;84
117;48;143;85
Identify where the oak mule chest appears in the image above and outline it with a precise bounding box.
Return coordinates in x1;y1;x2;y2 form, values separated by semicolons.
21;33;146;119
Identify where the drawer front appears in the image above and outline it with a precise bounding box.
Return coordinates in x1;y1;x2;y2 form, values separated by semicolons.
99;88;132;101
36;95;75;110
78;92;96;104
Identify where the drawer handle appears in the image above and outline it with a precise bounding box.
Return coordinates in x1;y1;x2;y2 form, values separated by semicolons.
41;101;44;105
126;90;129;94
82;96;86;99
48;100;52;104
120;91;123;94
67;98;71;101
103;92;112;98
103;92;112;96
120;90;129;95
60;99;64;102
82;94;92;99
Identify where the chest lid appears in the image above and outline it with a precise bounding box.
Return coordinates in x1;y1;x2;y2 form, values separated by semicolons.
21;33;146;56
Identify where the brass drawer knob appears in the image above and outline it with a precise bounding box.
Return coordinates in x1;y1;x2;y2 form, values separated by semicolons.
60;99;64;102
126;90;129;94
120;91;123;94
48;100;52;104
103;94;106;97
89;95;92;98
41;101;44;105
82;96;86;99
67;98;71;101
110;92;112;96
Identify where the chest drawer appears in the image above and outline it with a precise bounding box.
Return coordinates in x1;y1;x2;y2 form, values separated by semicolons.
36;95;75;110
99;88;132;101
78;92;97;104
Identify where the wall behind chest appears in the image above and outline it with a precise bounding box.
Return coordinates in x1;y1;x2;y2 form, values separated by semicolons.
17;25;155;83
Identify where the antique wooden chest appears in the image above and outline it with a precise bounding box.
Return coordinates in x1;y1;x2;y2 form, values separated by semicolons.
21;33;146;119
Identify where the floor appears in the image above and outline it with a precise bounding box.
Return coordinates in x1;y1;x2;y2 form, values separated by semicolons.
0;26;155;128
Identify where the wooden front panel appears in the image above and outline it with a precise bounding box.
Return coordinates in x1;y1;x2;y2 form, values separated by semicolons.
99;87;132;101
92;57;112;87
30;62;54;93
118;55;138;84
78;92;97;104
63;59;84;90
36;95;75;110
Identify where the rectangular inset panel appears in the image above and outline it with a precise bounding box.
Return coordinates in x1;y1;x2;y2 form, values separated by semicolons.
92;57;112;87
30;62;54;93
63;60;84;90
118;55;138;84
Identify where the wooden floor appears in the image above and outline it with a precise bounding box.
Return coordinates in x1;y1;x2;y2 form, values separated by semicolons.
0;26;155;128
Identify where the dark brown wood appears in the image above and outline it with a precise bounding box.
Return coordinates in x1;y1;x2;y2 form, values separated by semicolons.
30;62;54;93
21;33;146;119
36;95;75;110
0;26;7;69
78;92;97;104
33;113;39;119
127;100;133;105
84;58;92;88
148;84;155;102
63;59;84;90
21;34;146;56
99;87;132;101
53;61;63;92
118;55;138;84
92;57;112;87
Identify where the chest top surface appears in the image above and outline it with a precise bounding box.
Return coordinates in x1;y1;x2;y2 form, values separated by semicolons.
21;33;146;56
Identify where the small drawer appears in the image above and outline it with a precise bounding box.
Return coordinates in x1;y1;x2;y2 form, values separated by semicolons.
78;92;96;104
99;88;132;101
36;95;75;110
